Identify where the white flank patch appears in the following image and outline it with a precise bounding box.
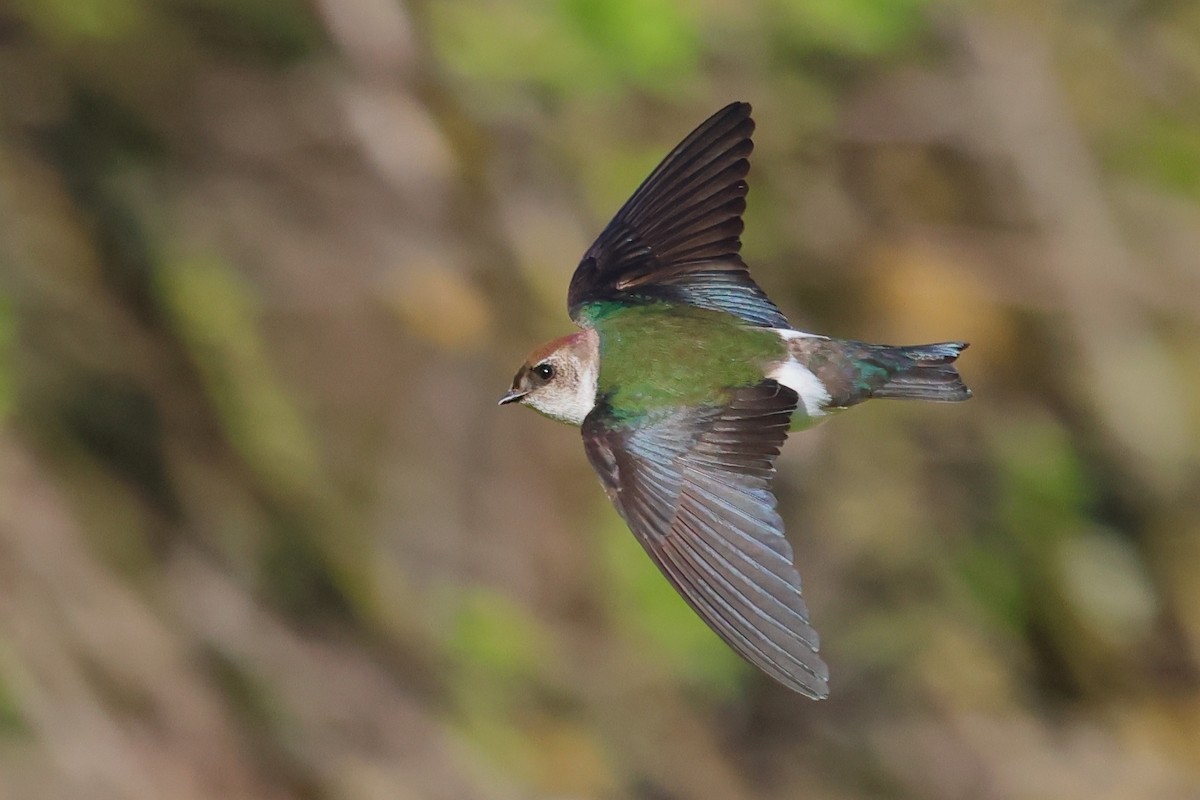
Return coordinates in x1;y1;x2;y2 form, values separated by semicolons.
769;358;831;418
776;328;828;341
769;330;831;418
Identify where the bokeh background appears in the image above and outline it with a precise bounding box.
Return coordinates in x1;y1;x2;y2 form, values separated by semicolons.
1;0;1199;798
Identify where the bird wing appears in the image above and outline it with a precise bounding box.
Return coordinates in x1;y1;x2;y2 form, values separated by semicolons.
581;379;828;697
568;102;790;330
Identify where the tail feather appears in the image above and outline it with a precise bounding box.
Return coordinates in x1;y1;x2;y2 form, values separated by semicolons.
872;341;972;402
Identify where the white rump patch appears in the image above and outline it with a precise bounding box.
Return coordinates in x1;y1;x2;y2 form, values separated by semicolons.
769;359;831;418
769;329;831;418
776;328;828;341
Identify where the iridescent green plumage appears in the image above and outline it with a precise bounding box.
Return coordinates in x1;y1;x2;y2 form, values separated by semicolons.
501;101;971;700
585;302;785;421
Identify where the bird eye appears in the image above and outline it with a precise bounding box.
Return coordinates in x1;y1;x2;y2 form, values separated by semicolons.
533;362;554;381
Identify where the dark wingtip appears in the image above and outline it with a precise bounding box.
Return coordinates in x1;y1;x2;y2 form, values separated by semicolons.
711;101;754;139
567;99;790;328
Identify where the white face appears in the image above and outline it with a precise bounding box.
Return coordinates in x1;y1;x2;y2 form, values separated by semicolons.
501;334;599;426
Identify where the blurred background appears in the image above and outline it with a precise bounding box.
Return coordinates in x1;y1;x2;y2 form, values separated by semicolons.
1;0;1199;798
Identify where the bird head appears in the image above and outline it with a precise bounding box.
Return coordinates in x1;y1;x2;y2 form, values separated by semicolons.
499;329;598;425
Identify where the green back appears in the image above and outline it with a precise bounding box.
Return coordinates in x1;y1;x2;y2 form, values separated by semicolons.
589;302;786;421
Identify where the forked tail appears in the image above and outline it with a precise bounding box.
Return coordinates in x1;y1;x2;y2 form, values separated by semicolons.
871;341;972;402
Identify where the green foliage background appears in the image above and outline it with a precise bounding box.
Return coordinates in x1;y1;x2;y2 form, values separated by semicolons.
1;0;1199;798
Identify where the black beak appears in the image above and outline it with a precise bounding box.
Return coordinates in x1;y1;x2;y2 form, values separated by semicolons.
498;389;527;406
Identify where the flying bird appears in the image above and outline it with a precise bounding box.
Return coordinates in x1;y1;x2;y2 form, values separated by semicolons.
499;102;971;698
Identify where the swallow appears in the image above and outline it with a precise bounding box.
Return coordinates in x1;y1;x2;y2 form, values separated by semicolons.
500;102;970;697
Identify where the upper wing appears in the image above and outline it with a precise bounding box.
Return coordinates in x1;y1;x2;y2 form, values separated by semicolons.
581;380;828;698
568;102;790;329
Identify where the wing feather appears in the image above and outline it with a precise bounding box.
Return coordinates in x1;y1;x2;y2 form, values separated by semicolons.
568;103;790;328
582;380;829;697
